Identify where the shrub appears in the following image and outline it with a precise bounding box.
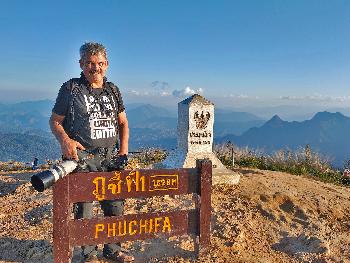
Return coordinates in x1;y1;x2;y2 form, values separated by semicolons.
0;160;31;172
128;148;167;168
215;144;345;185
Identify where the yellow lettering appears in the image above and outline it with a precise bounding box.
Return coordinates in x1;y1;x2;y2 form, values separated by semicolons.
95;223;105;238
154;217;161;232
95;216;172;239
135;171;140;191
139;219;147;234
162;216;171;233
140;175;145;191
108;172;122;194
153;179;158;187
171;178;177;186
149;218;153;233
126;171;146;192
118;221;127;236
129;220;137;235
107;223;116;237
126;171;136;192
113;171;122;181
108;183;117;194
149;175;179;191
108;182;122;194
93;177;106;201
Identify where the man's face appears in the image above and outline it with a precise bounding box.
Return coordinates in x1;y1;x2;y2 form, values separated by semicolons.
80;53;108;86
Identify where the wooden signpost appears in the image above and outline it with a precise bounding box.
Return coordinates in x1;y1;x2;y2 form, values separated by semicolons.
53;159;212;262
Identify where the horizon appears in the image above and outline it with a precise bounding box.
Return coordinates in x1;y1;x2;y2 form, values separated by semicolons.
1;1;350;113
2;97;350;122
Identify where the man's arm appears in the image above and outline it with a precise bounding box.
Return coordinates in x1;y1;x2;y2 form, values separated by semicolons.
117;111;129;155
49;112;85;160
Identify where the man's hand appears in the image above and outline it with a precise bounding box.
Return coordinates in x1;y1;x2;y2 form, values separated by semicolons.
61;138;85;161
49;112;86;161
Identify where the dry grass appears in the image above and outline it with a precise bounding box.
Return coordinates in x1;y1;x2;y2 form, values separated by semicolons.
215;144;347;185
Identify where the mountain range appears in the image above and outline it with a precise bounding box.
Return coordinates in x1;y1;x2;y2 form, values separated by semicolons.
0;100;349;167
218;111;350;167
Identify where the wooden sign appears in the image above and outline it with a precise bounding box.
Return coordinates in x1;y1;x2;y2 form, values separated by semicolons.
53;159;212;262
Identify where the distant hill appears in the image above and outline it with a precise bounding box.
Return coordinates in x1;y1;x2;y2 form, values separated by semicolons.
127;105;264;135
214;109;265;136
0;100;265;160
0;100;54;132
127;104;177;130
0;100;263;134
0;100;53;116
1;100;350;167
0;132;60;162
218;111;350;167
126;104;265;149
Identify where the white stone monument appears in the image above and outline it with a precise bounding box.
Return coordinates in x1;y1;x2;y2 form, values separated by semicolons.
162;94;240;185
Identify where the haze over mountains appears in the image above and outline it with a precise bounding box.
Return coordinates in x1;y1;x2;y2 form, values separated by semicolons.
218;111;350;167
0;100;349;167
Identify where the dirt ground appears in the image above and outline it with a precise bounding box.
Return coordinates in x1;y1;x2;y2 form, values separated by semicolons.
1;167;350;263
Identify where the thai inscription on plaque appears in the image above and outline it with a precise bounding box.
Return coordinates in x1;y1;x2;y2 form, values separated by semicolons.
92;171;179;201
189;110;212;146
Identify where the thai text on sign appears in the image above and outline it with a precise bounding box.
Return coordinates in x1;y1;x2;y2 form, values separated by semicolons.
92;170;179;201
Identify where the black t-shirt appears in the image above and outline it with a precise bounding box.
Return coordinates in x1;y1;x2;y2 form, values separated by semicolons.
52;74;125;149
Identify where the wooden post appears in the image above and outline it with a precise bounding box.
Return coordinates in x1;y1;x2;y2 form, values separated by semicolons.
53;176;71;263
197;159;212;250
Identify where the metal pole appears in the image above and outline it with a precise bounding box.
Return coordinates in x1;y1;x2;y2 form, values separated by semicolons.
231;147;234;167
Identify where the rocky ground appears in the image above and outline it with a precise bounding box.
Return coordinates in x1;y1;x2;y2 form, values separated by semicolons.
0;167;350;263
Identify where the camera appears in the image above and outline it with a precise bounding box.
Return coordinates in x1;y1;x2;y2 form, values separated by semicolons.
30;154;128;192
30;160;78;192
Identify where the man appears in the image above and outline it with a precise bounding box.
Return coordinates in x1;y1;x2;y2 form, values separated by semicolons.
50;42;133;262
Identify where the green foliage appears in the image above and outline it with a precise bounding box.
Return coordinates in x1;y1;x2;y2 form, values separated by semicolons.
215;144;345;185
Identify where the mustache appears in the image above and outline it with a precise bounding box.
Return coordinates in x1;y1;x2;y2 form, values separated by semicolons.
89;70;101;74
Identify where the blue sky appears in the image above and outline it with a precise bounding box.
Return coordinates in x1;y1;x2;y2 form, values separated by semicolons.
1;0;350;110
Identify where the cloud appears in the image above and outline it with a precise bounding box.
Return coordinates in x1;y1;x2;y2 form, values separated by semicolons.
129;90;140;96
172;86;204;98
128;89;170;97
128;81;172;97
159;91;171;96
151;81;170;90
280;95;350;102
151;81;171;96
128;83;204;98
229;94;260;100
128;90;149;96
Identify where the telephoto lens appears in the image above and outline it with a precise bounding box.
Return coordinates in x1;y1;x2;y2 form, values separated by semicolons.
31;160;78;192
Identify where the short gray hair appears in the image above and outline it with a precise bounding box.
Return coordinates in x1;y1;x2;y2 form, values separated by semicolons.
79;42;107;60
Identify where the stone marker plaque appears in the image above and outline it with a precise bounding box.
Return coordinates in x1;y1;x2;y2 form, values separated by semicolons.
162;94;240;185
163;94;225;169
